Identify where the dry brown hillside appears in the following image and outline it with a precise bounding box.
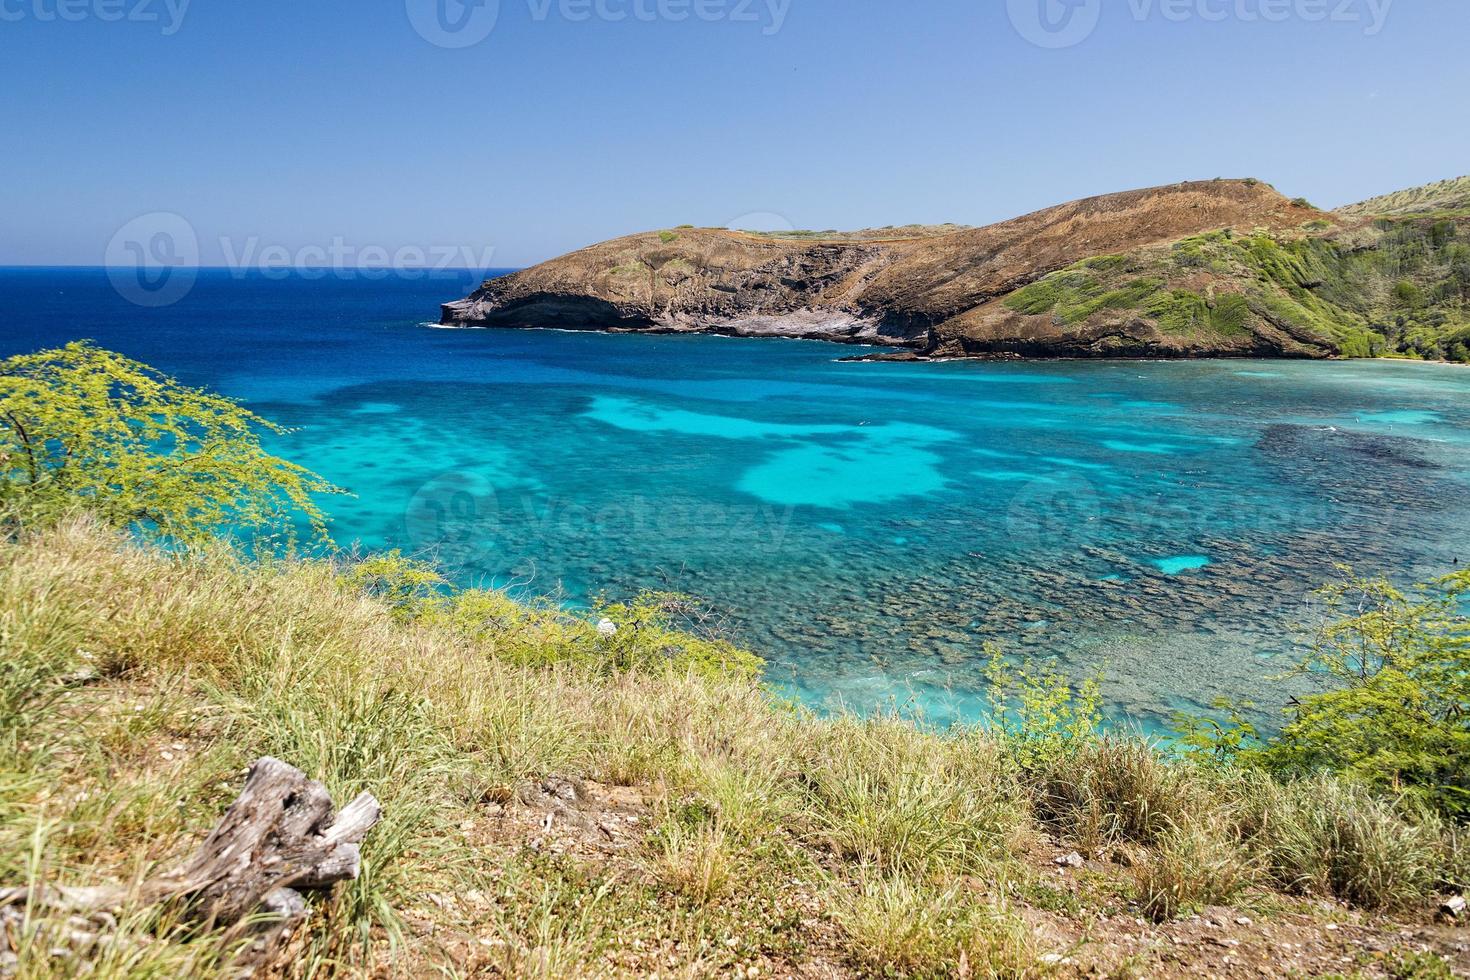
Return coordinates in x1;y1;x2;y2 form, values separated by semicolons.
441;179;1321;354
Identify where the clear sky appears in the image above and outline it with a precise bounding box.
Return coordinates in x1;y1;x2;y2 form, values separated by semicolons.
2;0;1467;267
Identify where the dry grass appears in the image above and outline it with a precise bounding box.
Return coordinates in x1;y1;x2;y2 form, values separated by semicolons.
0;518;1463;977
832;875;1043;979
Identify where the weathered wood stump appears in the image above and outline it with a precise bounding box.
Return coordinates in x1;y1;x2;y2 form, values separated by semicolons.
0;757;381;975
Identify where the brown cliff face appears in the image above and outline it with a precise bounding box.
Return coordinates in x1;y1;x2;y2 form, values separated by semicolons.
441;179;1328;357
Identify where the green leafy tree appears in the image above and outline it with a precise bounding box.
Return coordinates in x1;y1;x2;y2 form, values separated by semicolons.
0;341;338;545
1256;570;1470;817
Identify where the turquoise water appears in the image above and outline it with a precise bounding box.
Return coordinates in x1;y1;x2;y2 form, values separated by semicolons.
6;270;1470;728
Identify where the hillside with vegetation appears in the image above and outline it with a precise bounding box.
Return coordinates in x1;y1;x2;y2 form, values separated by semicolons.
442;177;1470;363
1;347;1468;978
940;214;1470;363
1338;177;1470;218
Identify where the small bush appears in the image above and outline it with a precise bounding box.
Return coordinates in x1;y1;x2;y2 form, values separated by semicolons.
983;647;1102;769
648;806;734;905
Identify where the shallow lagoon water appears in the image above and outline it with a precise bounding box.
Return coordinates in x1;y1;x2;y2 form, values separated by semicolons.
5;269;1470;728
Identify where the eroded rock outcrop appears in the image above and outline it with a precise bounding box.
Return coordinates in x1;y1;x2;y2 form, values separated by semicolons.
442;177;1470;361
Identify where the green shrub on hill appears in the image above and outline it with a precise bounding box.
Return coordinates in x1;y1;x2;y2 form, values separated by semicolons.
333;550;762;679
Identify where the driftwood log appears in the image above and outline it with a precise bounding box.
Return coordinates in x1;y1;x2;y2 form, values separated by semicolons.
0;757;381;974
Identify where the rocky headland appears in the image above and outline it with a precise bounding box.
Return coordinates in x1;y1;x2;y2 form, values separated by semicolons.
442;177;1470;362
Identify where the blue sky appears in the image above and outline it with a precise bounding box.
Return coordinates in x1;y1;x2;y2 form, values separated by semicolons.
2;0;1466;267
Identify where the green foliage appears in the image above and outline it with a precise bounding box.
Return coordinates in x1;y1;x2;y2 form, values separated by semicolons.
1211;291;1252;333
1336;328;1381;359
1340;176;1470;218
1004;271;1164;326
1003;216;1470;359
1133;813;1251;920
4;521;1468;974
801;715;1021;876
658;230;680;243
1028;737;1186;849
336;562;764;680
1395;279;1425;308
983;646;1103;767
1252;571;1470;818
0;342;338;545
590;590;763;678
337;550;447;614
1146;290;1251;337
1388;951;1457;979
1171;697;1259;765
1082;253;1130;273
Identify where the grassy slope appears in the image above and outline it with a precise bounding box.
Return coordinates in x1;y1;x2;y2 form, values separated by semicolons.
1338;177;1470;218
1000;217;1470;362
2;521;1467;978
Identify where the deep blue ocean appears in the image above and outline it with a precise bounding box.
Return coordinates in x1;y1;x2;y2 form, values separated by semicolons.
5;267;1470;728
